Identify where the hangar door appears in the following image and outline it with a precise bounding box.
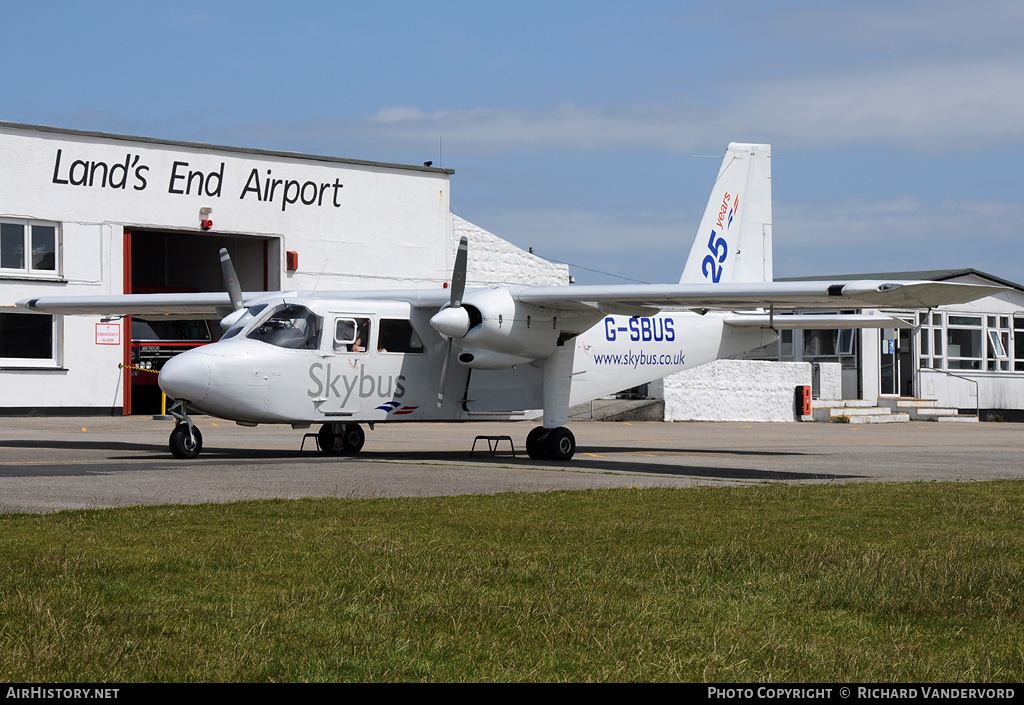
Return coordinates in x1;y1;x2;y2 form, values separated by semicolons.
123;228;277;414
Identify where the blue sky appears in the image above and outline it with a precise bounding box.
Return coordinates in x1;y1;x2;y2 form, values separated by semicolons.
3;0;1023;284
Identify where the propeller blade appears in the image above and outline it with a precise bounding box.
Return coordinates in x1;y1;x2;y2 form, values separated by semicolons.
450;236;468;307
437;236;468;406
219;248;244;312
437;338;453;407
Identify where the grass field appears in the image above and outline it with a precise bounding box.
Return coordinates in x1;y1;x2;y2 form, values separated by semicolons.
1;481;1022;682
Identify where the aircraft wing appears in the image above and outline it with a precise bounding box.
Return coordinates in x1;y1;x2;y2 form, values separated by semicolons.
17;280;1002;319
15;292;262;318
513;280;1005;313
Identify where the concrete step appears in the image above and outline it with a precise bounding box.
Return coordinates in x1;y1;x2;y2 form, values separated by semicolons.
845;413;911;424
934;414;980;423
812;406;893;422
915;407;961;417
878;395;939;410
812;399;876;409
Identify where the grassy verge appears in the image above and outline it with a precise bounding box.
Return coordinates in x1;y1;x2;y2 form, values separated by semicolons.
1;481;1022;682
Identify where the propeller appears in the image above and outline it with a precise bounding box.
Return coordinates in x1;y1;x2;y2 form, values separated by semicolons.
220;248;244;311
218;248;248;331
433;237;469;406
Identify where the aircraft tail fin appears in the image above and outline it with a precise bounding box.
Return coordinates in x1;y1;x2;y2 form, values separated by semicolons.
679;143;773;284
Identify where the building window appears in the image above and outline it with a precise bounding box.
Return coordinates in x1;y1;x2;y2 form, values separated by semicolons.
0;311;61;367
987;318;1011;372
946;315;983;370
0;219;61;277
1015;317;1024;372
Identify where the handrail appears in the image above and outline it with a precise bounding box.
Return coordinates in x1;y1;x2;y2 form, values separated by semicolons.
918;366;980;418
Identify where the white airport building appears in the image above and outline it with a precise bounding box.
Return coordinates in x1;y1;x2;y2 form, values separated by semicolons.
0;122;566;415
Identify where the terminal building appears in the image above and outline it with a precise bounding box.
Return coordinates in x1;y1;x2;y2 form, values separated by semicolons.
0;122;566;415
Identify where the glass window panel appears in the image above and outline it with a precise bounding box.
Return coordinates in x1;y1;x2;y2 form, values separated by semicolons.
378;319;424;354
30;225;56;271
921;331;929;355
332;317;369;353
1000;316;1010;328
933;329;943;356
988;316;997;328
932;312;943;325
247;304;322;350
947;328;982;358
0;312;52;359
988;330;1008;359
1;223;25;269
132;319;212;342
949;315;982;326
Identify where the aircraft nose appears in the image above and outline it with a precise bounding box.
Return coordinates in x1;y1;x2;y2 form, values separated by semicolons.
159;349;212;404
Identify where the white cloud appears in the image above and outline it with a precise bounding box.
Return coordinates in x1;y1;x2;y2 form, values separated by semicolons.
774;197;1024;281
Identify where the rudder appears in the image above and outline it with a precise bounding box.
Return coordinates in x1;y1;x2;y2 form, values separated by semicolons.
679;143;772;284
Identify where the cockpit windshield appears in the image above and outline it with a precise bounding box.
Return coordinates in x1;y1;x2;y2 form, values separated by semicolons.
245;304;322;350
221;303;269;340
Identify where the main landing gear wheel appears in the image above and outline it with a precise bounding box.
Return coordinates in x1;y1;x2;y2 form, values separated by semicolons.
169;424;203;459
525;426;575;461
317;423;365;455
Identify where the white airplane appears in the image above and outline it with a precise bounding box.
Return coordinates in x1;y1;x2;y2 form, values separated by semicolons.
18;143;1002;461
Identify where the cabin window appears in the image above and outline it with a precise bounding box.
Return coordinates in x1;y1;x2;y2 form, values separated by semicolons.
334;317;371;353
378;319;424;354
247;304;321;350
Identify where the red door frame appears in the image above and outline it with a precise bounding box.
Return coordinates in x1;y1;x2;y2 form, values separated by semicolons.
122;228;133;415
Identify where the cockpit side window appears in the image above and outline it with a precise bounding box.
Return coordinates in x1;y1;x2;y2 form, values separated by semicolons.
246;304;322;350
334;317;371;353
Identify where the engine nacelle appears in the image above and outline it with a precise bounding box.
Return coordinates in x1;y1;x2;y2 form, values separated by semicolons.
456;288;560;364
457;349;535;370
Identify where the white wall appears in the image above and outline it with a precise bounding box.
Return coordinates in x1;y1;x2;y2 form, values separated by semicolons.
452;215;568;287
663;359;811;422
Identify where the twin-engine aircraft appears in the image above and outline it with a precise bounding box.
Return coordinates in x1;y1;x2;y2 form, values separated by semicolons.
18;143;1001;460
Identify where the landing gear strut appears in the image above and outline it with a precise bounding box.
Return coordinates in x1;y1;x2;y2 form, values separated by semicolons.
316;423;365;455
168;400;203;459
525;426;576;461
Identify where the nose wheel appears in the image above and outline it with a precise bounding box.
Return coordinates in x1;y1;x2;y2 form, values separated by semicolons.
316;423;366;455
525;426;575;461
168;400;203;459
